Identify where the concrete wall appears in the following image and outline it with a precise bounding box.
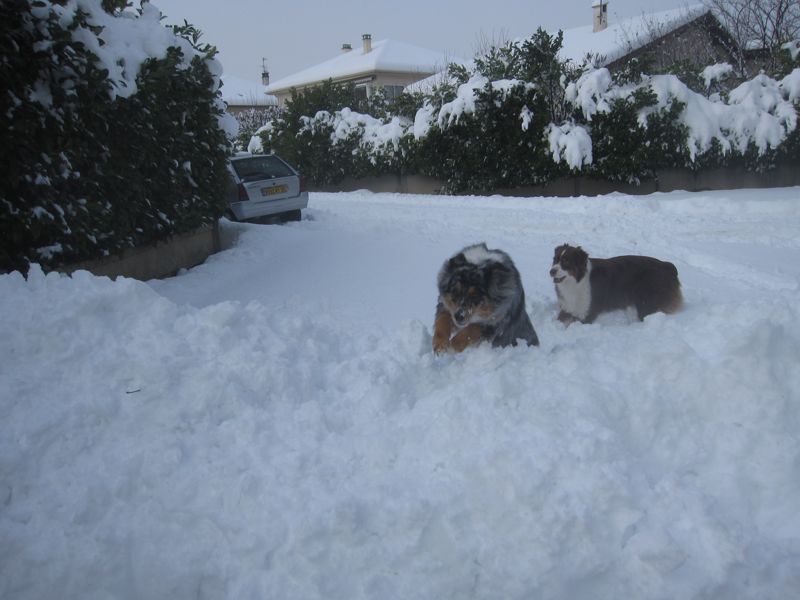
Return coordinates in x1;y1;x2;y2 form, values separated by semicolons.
60;224;219;281
315;174;444;195
311;166;800;197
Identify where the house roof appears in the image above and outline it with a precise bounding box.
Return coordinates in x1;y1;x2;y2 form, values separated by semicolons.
220;75;277;107
265;39;449;93
406;4;709;95
559;4;708;65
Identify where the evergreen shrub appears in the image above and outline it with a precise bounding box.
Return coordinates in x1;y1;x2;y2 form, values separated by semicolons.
246;29;799;195
0;1;232;273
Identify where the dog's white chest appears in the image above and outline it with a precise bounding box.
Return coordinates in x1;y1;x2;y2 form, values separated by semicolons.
556;264;592;320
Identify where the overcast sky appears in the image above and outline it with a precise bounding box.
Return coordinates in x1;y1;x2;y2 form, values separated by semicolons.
152;0;699;83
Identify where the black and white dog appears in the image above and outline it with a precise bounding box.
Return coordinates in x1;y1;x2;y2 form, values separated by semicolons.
550;244;683;325
433;243;539;354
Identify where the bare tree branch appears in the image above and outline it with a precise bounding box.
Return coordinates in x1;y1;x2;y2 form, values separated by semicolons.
704;0;800;75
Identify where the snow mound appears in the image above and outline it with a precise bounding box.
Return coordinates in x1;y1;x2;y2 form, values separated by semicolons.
3;189;800;598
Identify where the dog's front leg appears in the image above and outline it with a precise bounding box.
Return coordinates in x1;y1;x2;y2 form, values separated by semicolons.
432;304;454;355
449;324;484;353
557;310;576;326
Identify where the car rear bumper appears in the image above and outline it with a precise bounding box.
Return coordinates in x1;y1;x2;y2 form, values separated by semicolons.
229;192;309;221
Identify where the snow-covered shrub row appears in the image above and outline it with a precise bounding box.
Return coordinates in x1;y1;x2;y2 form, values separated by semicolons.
0;0;235;273
256;80;422;185
413;61;800;187
414;72;558;192
300;108;413;167
565;67;800;163
255;30;800;193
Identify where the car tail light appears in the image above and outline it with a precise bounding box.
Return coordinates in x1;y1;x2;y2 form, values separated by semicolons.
299;175;307;193
237;183;249;202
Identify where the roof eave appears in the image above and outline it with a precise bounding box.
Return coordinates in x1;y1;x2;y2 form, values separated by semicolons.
267;68;437;96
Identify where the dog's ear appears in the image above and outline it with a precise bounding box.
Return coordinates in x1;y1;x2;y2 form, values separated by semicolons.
448;252;467;268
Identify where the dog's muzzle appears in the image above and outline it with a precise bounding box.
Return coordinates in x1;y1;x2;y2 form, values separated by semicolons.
453;309;468;326
550;266;565;283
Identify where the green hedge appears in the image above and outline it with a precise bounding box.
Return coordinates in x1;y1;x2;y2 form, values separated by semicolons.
259;28;799;194
0;1;232;273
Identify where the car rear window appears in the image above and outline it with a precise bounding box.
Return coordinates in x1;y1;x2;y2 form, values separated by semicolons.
232;156;294;182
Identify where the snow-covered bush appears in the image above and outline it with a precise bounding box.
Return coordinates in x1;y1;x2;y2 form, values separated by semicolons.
413;76;557;192
264;80;365;184
561;71;690;182
419;52;799;187
0;0;233;273
234;106;281;151
546;122;593;170
252;29;800;194
408;30;571;192
262;79;422;184
565;65;800;176
299;109;409;163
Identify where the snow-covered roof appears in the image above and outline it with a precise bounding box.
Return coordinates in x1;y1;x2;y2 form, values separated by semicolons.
404;5;709;96
266;39;448;93
559;4;708;65
220;75;277;107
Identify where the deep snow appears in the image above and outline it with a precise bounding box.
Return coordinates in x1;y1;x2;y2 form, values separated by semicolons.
2;188;800;599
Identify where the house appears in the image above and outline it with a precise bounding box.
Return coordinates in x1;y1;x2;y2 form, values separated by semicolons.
265;35;448;106
559;2;733;73
220;75;278;116
410;2;736;96
408;0;744;92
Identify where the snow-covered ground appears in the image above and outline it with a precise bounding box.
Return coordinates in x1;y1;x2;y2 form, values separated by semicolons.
2;188;800;599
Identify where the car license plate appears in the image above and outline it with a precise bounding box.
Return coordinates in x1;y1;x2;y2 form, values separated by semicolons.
261;185;287;196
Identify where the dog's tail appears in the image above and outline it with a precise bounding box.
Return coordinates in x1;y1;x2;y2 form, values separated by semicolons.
663;287;683;314
663;263;683;314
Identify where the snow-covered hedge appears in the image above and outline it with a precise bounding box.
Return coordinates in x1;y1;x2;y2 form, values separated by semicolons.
234;106;281;151
255;29;800;194
565;67;800;168
255;79;417;185
0;0;236;273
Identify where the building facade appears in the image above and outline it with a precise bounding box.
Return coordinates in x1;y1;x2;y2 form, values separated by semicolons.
265;35;447;106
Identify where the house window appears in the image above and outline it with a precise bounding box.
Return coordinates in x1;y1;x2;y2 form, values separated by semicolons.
383;85;404;100
354;85;368;100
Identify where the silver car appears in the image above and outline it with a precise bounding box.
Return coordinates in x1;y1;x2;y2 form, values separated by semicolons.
227;153;309;222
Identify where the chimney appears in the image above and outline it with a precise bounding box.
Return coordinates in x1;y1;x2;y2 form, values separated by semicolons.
341;43;352;53
593;0;608;32
362;33;372;53
261;57;270;86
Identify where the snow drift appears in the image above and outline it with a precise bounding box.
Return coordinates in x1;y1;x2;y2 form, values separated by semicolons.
2;188;800;599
